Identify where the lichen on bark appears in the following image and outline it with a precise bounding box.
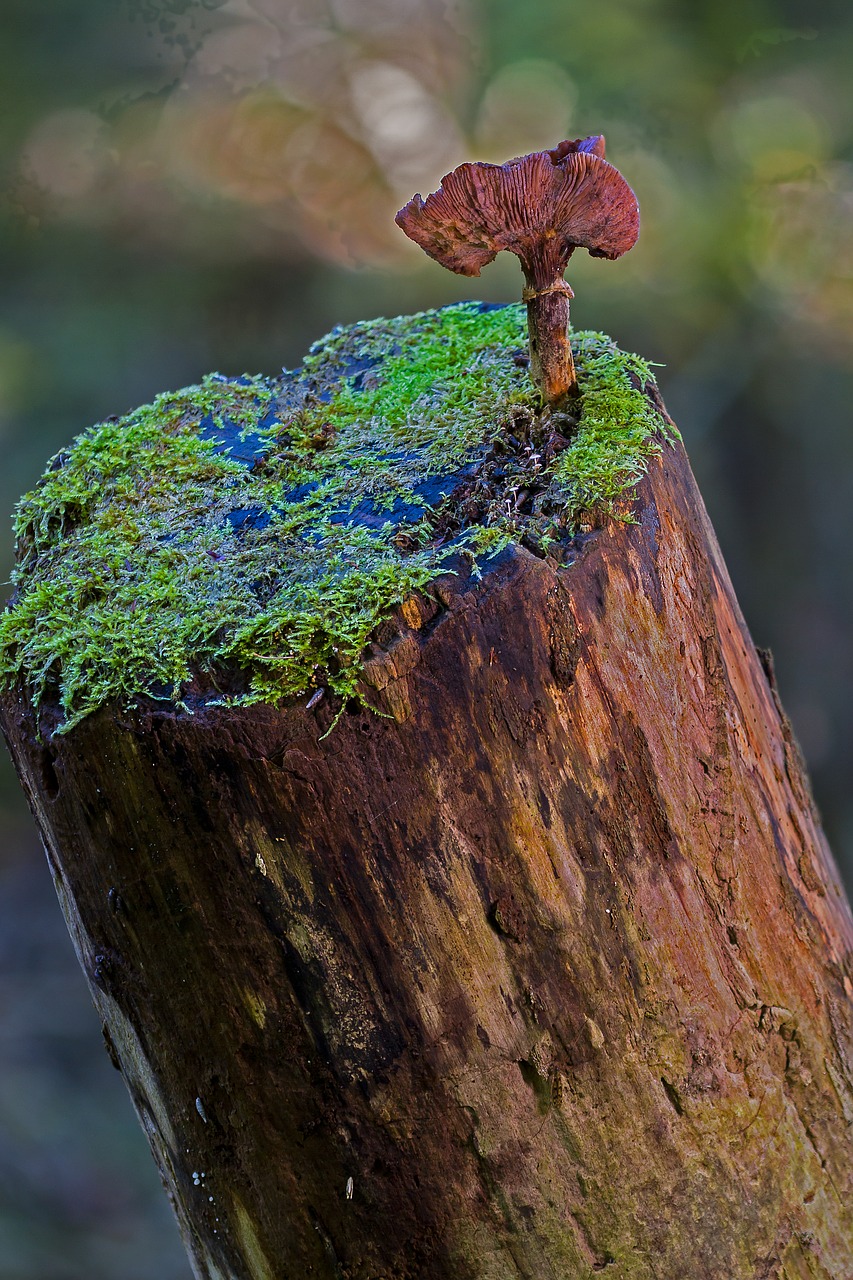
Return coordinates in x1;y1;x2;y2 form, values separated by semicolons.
0;302;675;733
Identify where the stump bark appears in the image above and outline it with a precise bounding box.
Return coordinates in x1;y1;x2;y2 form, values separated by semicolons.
3;438;853;1279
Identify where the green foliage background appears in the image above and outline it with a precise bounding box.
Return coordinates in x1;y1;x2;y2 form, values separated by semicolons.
0;1;850;1274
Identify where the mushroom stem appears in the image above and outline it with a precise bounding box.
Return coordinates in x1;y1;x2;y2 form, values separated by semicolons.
523;281;577;405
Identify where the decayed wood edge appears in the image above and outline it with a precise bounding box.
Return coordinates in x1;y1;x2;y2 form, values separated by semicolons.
2;437;853;1279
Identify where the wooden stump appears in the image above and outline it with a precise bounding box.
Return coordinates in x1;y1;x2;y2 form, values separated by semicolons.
3;434;853;1278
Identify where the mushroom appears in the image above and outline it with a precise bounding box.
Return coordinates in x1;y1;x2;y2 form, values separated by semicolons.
395;137;639;405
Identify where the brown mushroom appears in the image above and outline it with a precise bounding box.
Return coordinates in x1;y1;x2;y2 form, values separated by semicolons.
396;137;639;405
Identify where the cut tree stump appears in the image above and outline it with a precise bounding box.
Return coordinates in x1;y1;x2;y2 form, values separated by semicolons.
2;311;853;1279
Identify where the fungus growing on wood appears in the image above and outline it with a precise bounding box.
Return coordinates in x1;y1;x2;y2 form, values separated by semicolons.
396;136;639;405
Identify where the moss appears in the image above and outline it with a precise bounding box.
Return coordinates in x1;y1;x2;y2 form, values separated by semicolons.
0;302;676;734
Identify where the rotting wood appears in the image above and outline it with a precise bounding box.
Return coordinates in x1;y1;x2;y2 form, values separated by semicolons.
3;441;853;1278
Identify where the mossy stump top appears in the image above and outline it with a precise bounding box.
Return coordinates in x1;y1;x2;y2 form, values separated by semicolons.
0;302;674;735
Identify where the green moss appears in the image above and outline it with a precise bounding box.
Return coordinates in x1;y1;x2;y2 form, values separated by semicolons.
0;302;676;734
556;332;670;511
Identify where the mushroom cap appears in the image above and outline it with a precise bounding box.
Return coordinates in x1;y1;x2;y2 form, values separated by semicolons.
396;136;639;291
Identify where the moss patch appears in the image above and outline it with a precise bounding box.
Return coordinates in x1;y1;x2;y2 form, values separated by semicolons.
0;302;676;734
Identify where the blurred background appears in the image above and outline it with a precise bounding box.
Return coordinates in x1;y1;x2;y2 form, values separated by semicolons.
0;0;851;1274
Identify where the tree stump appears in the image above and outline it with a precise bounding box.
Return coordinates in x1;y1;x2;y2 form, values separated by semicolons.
2;304;852;1279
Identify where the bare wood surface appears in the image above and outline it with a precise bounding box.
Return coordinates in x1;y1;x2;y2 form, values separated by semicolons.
3;438;853;1279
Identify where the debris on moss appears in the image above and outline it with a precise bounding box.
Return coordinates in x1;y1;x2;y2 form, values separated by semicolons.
0;302;676;734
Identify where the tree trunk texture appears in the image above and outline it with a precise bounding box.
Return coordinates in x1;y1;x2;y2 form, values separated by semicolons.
2;438;853;1280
